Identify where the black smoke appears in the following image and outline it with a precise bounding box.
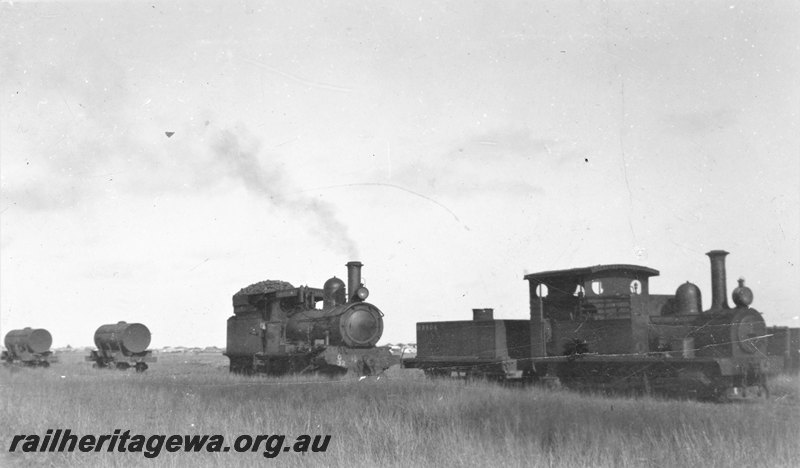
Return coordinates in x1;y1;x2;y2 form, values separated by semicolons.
211;129;358;257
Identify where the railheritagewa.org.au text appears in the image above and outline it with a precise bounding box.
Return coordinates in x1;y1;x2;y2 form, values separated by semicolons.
9;429;331;459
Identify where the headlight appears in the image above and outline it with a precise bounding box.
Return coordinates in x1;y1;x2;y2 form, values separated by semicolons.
356;286;370;301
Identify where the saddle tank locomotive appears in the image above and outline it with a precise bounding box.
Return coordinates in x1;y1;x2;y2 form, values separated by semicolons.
225;261;397;376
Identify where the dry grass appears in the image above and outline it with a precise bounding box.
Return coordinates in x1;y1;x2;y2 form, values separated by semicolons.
1;352;798;467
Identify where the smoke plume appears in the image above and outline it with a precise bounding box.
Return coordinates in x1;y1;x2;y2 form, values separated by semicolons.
211;129;358;257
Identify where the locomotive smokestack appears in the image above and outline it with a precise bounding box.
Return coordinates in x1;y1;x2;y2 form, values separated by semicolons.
346;261;364;302
706;250;730;310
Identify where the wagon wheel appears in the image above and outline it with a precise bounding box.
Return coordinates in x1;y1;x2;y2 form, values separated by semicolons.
705;380;731;402
752;375;770;399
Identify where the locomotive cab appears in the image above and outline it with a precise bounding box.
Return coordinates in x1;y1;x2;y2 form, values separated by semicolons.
525;265;659;357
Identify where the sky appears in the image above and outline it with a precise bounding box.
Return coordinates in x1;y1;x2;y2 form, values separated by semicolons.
1;0;798;348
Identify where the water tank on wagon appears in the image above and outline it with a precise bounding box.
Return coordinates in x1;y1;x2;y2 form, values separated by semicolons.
86;322;157;372
2;327;58;367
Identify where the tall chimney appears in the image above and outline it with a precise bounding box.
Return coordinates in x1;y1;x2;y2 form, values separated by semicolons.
346;261;363;302
706;250;730;310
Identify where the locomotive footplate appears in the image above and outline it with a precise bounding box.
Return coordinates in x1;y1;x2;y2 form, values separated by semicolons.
252;346;399;377
534;354;784;399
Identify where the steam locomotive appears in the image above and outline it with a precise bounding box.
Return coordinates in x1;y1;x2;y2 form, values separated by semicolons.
85;322;157;372
406;250;789;399
225;261;397;376
2;328;58;367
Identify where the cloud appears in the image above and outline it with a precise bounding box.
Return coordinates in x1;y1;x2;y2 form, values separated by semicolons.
448;129;558;160
1;33;149;212
661;108;738;135
391;128;558;197
1;184;84;212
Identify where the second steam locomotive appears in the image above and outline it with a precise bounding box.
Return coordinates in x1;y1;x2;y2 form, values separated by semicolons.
406;250;791;399
225;261;397;376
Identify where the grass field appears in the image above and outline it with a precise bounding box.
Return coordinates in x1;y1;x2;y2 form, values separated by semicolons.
2;351;799;468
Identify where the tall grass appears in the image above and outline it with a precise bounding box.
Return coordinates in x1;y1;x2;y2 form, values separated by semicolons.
1;352;798;467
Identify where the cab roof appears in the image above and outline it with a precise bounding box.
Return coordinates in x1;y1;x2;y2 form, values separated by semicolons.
523;264;660;281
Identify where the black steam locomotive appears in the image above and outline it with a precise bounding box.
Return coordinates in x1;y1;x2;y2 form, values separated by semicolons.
225;261;397;376
406;250;791;399
2;328;58;367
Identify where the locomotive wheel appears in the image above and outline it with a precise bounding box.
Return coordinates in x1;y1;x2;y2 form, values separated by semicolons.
40;361;50;368
135;362;148;373
229;357;254;375
423;369;449;379
231;365;254;376
753;374;770;399
539;376;562;390
739;382;770;400
116;362;130;370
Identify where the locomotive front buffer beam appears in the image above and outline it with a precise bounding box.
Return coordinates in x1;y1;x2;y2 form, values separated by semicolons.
536;354;785;400
247;346;399;377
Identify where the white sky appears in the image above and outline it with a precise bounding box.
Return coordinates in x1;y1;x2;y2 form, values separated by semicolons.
1;1;798;347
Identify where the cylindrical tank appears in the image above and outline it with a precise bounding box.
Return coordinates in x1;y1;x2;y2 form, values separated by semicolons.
675;282;702;315
286;302;384;348
4;328;53;355
94;322;152;355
